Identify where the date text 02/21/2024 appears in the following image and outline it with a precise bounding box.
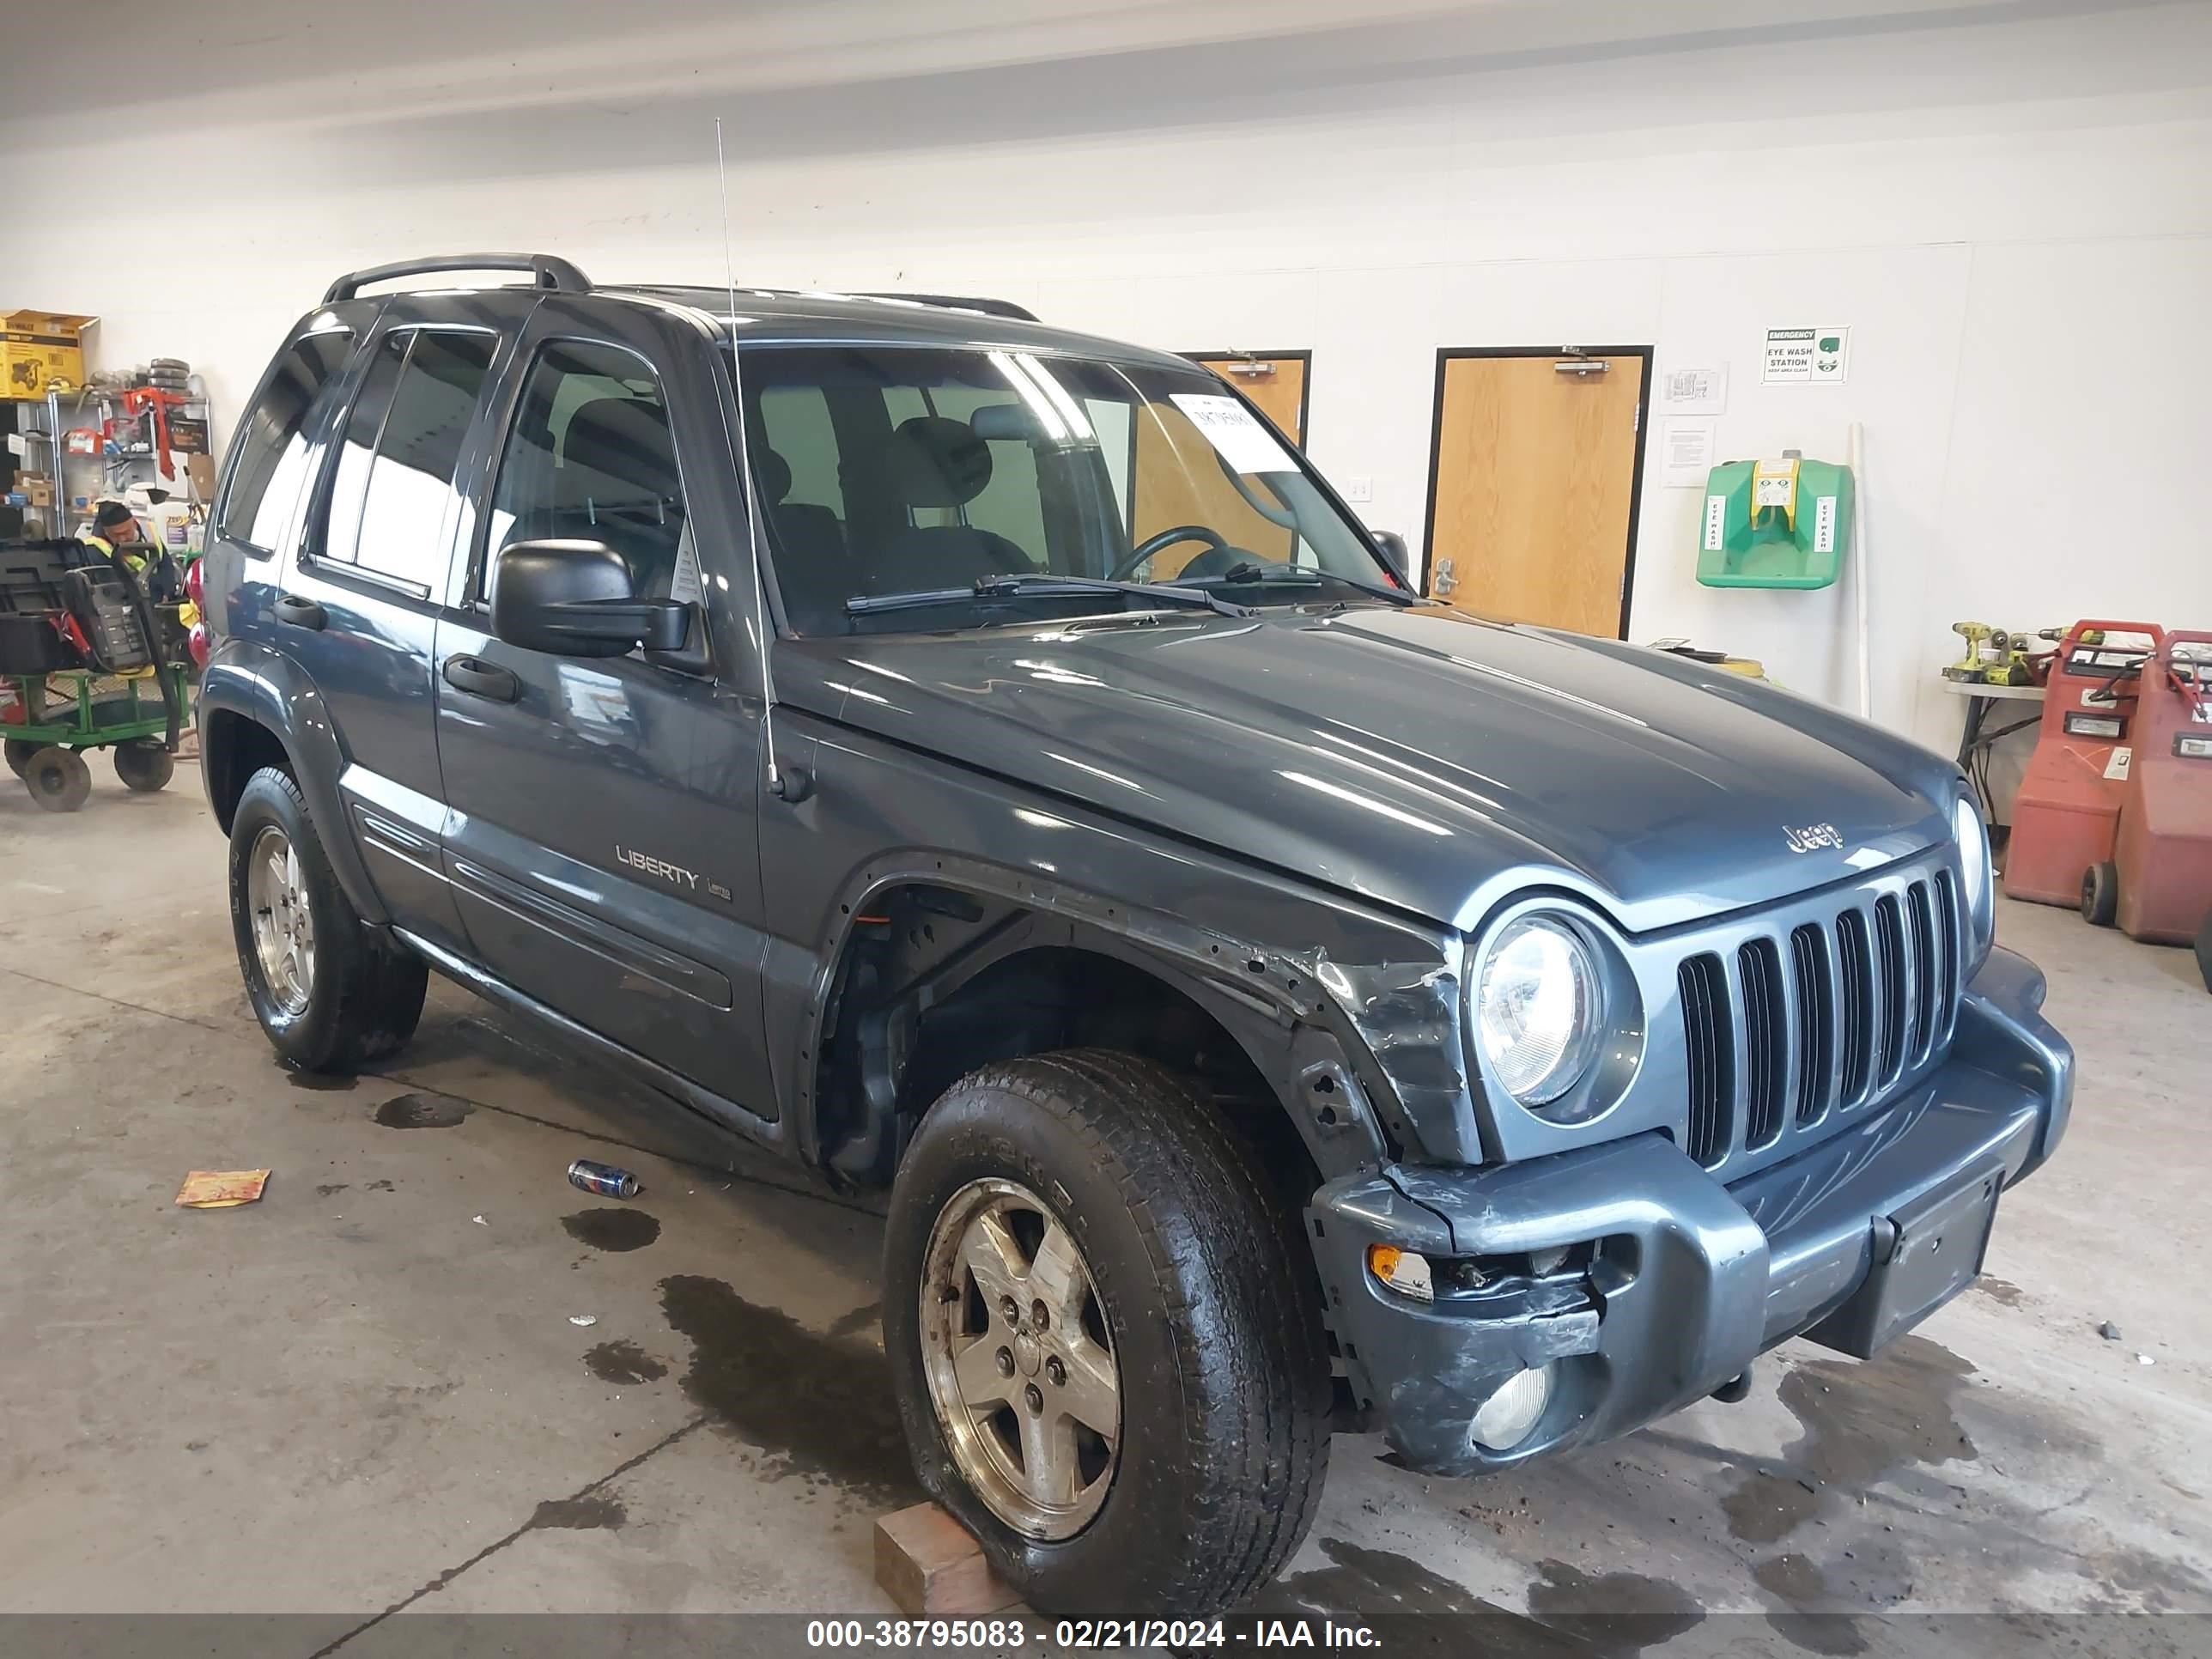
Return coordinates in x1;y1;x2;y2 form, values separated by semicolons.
803;1619;1382;1649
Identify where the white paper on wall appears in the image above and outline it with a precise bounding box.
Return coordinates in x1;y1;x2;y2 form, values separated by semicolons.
1659;417;1717;487
1656;365;1729;416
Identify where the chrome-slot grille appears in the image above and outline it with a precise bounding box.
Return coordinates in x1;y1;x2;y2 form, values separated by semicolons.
1680;863;1963;1171
1679;953;1734;1167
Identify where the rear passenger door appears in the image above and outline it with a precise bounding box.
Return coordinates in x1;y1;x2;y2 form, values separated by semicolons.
433;300;777;1120
276;305;511;951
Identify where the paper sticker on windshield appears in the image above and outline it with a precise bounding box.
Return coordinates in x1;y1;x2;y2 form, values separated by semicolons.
1170;393;1293;476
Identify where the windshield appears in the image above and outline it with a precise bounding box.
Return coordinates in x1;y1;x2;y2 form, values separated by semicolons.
732;343;1399;633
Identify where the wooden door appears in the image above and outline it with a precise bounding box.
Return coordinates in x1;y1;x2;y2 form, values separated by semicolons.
1127;353;1310;575
1191;355;1308;443
1423;349;1649;637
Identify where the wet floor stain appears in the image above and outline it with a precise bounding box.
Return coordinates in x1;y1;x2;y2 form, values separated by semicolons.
826;1301;882;1341
287;1069;358;1091
659;1273;919;1506
314;1182;348;1198
2081;1544;2212;1613
1723;1336;1977;1543
1968;1275;2023;1308
366;1179;395;1192
562;1208;661;1253
584;1339;670;1386
1753;1554;1867;1656
1524;1560;1706;1658
1250;1540;1575;1658
374;1091;472;1129
530;1493;626;1531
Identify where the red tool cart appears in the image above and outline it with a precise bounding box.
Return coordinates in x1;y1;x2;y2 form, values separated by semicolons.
2083;632;2212;944
2002;618;2163;906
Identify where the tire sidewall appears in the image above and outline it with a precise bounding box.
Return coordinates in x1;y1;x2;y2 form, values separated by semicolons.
115;740;173;791
883;1079;1222;1613
228;771;356;1067
27;747;89;811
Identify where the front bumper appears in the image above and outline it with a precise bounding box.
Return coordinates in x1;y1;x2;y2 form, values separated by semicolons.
1307;946;2072;1477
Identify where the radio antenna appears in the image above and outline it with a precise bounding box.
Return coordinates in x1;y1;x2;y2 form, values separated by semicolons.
717;116;788;798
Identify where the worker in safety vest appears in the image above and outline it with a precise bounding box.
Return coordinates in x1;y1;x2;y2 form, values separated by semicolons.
88;501;182;601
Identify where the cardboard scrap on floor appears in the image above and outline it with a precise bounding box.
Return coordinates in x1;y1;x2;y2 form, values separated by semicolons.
176;1170;270;1209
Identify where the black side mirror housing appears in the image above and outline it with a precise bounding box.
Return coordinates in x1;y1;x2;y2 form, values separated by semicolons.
489;539;690;659
1371;530;1411;583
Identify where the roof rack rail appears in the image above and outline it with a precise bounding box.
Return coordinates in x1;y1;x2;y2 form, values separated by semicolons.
323;253;592;305
854;291;1038;323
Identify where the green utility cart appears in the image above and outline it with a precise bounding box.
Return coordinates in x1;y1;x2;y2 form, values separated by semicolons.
3;664;190;810
1;538;188;811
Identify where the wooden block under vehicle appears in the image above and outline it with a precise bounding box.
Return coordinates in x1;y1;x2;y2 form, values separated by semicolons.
873;1502;1022;1617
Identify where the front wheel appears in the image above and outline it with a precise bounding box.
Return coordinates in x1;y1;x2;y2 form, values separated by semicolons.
3;738;37;779
883;1050;1331;1615
228;766;428;1073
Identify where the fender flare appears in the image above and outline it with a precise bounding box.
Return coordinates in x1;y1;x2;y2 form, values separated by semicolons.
198;640;388;926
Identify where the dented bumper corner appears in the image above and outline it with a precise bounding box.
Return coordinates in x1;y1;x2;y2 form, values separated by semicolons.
1305;945;2073;1478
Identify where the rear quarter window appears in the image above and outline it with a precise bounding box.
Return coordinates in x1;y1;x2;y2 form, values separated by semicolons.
219;329;356;555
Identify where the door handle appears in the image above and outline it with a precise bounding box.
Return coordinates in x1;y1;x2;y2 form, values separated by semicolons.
441;654;521;703
274;593;326;631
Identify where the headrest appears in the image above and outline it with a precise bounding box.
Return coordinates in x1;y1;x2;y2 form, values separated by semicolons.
756;447;793;505
969;401;1048;442
887;416;992;508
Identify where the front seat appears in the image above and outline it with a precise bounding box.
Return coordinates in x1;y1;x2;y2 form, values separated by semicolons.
756;447;852;629
874;415;1034;592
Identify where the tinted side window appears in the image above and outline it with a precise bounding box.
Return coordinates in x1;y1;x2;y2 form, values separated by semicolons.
323;329;495;591
484;341;689;600
220;329;355;553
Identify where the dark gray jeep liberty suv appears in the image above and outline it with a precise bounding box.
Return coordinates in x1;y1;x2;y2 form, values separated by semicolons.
200;253;2072;1613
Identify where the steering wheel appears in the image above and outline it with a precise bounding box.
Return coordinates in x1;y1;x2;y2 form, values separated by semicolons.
1109;525;1227;582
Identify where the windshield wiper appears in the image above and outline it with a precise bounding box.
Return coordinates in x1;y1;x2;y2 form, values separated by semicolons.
1174;561;1419;606
846;574;1256;620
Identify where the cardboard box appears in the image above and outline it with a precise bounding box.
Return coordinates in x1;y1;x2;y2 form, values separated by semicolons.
15;471;53;508
2;310;96;398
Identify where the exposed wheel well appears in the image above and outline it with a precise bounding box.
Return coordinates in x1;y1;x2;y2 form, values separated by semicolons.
811;890;1319;1213
203;709;292;834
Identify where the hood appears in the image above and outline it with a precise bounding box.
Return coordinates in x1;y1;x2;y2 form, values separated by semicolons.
784;605;1954;934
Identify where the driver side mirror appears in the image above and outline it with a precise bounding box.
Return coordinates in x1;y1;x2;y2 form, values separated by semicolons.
1371;531;1411;583
489;539;689;659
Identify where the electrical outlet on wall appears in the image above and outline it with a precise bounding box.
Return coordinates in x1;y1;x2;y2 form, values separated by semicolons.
1341;475;1373;502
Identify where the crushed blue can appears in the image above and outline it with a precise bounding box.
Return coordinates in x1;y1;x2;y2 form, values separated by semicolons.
568;1158;641;1200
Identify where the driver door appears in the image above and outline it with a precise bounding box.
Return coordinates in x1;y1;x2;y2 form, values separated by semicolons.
432;301;776;1120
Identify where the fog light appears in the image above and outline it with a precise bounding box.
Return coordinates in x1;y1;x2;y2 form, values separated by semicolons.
1470;1364;1552;1450
1366;1243;1434;1303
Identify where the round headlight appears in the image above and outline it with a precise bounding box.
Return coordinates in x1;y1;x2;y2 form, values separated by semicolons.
1954;794;1994;949
1476;916;1605;1106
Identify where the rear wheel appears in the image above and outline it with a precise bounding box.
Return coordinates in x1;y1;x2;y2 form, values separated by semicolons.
884;1050;1331;1615
113;740;174;792
24;746;91;812
3;738;37;779
228;766;427;1072
2081;860;2119;927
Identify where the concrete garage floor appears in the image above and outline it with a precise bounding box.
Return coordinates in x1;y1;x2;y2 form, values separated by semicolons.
3;769;2209;1651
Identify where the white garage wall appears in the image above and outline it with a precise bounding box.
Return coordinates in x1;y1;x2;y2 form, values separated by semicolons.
6;0;2209;760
